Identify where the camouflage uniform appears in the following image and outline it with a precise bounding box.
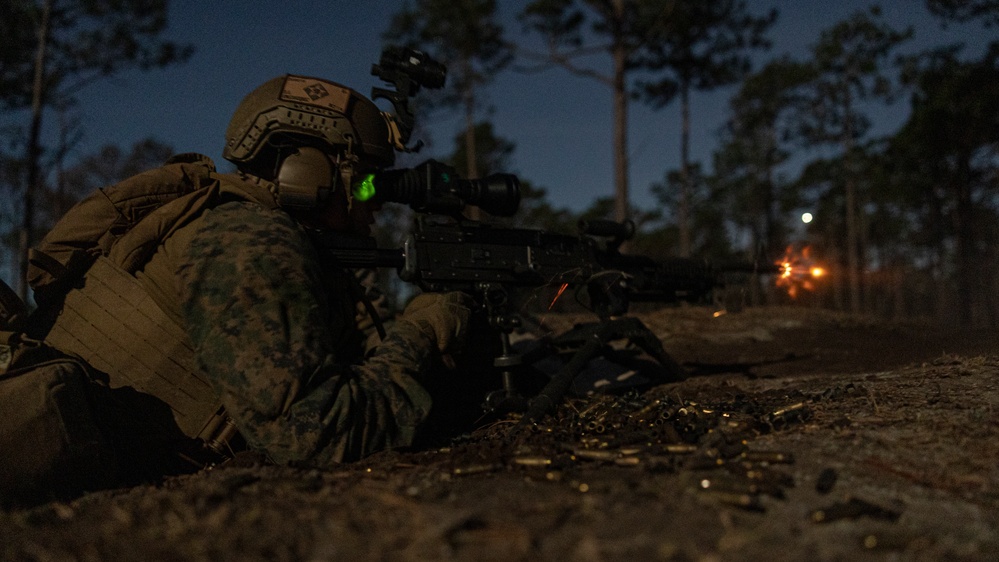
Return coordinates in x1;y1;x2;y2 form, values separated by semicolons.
29;158;442;470
22;69;466;475
145;198;435;466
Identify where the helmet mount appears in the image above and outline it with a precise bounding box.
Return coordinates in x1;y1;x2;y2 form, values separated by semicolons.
370;46;447;152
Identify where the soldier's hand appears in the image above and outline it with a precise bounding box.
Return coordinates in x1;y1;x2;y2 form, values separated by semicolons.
399;291;473;356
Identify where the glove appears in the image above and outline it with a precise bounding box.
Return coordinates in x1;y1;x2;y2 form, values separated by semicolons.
398;291;473;355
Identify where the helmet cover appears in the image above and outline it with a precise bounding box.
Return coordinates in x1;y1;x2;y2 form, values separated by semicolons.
223;75;395;173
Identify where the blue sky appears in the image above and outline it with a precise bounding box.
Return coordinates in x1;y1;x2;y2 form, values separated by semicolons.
60;1;994;217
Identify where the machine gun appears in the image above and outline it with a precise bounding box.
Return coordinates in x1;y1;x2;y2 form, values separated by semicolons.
315;161;777;422
327;47;776;422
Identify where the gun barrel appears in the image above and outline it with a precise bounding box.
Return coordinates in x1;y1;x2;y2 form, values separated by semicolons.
716;261;783;275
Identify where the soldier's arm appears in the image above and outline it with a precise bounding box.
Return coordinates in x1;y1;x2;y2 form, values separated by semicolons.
176;201;433;466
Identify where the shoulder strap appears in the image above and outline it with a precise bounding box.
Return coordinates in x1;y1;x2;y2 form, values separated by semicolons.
0;277;27;333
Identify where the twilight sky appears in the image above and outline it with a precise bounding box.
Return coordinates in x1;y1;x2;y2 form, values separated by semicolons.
65;1;991;215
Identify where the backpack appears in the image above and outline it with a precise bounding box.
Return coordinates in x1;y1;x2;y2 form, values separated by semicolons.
1;292;118;507
0;153;223;505
27;153;218;311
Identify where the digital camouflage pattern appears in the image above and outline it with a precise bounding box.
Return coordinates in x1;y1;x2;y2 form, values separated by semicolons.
174;200;435;465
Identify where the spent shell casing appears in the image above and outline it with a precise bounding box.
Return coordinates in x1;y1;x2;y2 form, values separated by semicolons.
771;402;806;418
632;399;662;420
573;449;618;461
736;465;796;488
452;463;502;476
665;444;699;454
577;401;603;418
741;451;794;464
614;456;641;467
513;456;553;467
656;408;677;421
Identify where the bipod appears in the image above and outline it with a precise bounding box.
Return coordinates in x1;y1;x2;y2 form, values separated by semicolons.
480;312;532;415
518;316;686;426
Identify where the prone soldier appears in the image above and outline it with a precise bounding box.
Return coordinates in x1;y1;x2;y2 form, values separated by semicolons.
0;72;472;504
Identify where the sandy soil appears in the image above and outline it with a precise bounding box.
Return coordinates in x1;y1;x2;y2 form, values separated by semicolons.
2;306;998;561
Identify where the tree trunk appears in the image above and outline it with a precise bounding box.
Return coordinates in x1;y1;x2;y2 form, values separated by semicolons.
952;162;976;327
679;84;691;257
462;64;480;221
19;0;53;301
842;91;861;315
611;0;629;224
763;126;780;260
844;175;861;314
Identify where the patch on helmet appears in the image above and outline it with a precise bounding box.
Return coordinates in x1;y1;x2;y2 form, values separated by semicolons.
280;76;350;112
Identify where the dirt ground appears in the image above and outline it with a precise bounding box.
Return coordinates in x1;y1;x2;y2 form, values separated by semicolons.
2;305;998;561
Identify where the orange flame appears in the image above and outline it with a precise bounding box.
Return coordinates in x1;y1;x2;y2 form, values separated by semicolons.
775;246;826;298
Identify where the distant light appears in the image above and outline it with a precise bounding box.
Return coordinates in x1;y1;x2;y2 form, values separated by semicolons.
801;212;813;224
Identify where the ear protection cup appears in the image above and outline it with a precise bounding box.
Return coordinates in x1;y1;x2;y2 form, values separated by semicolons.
275;147;335;209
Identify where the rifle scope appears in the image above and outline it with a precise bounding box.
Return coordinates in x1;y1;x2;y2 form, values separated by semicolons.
366;159;521;217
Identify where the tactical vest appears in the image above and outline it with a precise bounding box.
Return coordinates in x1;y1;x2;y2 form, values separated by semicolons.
29;153;281;456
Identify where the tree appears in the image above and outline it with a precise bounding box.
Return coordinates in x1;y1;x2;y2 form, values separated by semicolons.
927;0;999;26
792;156;848;309
519;0;671;223
796;6;911;314
649;163;734;261
385;0;512;220
445;120;577;232
889;45;999;326
712;57;814;264
638;0;775;257
2;0;193;300
447;121;515;179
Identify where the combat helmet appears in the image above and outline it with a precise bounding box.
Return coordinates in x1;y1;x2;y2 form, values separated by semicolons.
223;75;397;209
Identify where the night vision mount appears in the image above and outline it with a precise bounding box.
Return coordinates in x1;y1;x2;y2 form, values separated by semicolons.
371;46;447;151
